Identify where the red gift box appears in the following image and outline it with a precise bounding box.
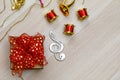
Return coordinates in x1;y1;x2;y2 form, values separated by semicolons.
9;33;48;77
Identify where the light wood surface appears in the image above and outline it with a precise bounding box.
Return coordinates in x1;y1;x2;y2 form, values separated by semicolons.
0;0;120;80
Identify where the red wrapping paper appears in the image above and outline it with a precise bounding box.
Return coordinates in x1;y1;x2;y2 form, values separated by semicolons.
9;33;48;77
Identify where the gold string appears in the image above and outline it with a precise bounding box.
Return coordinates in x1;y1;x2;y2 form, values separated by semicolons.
0;0;6;14
59;0;75;7
40;0;52;8
0;0;51;28
0;0;26;28
0;3;40;42
63;0;67;4
0;11;16;27
10;0;14;8
10;0;14;5
67;0;75;7
59;0;67;4
59;0;65;4
82;0;85;5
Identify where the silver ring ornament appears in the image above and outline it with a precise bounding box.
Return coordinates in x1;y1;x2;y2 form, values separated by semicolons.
49;31;66;61
49;42;64;54
54;53;66;61
49;31;64;54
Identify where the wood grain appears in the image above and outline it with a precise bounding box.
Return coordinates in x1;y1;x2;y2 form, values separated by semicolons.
0;0;120;80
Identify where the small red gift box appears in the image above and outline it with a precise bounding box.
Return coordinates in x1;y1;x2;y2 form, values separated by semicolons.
9;33;48;77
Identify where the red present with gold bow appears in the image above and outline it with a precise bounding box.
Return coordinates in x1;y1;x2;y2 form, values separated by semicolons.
9;33;48;77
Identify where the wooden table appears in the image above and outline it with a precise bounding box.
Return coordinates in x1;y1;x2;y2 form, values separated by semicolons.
0;0;120;80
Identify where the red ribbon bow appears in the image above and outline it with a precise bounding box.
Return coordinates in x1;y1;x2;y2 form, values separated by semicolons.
9;33;48;77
